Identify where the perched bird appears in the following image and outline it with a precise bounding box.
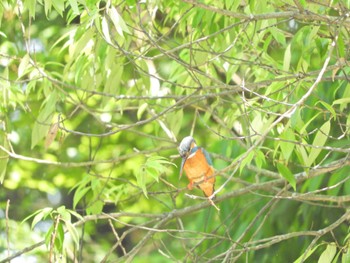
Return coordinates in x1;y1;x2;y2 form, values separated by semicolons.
178;136;215;197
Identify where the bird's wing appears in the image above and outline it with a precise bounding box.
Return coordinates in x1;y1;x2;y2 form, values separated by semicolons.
200;147;213;166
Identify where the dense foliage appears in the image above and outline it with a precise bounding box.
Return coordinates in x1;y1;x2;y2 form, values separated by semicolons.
1;0;350;262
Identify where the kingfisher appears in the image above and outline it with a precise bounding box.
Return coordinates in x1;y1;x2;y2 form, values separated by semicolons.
178;136;215;197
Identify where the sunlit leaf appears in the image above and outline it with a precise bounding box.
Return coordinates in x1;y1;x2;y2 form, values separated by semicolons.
137;103;148;120
280;127;295;162
318;243;336;263
107;6;130;37
0;132;9;184
52;0;64;16
67;0;80;15
102;16;112;44
306;121;330;167
239;151;255;174
18;53;30;79
73;28;94;59
270;26;286;46
283;44;291;71
27;207;53;229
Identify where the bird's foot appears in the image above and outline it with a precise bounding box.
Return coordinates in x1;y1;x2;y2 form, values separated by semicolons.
187;182;194;190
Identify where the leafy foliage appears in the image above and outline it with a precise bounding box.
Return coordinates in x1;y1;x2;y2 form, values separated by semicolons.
1;0;350;262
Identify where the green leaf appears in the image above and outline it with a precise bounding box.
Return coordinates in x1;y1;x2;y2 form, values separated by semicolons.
294;243;322;263
137;103;148;120
24;0;36;18
102;16;112;44
283;44;291;71
317;101;337;119
31;88;59;148
277;163;296;191
342;245;350;263
0;132;9;184
107;6;130;37
136;156;176;198
52;0;65;16
239;151;255;174
306;121;331;167
65;220;80;247
73;186;90;209
67;0;80;15
280;126;296;162
45;224;54;248
73;28;95;59
18;53;30;79
318;243;336;263
103;62;123;105
44;0;52;17
333;98;350;106
168;109;183;138
55;222;65;251
86;199;104;215
270;27;286;46
254;149;266;169
57;206;71;222
29;207;53;229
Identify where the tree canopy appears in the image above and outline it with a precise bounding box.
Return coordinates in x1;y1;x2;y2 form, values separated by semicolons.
1;0;350;262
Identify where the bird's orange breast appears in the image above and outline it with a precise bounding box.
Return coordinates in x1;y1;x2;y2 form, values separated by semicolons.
183;148;215;196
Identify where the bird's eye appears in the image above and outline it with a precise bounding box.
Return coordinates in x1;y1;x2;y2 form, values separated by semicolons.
179;149;188;158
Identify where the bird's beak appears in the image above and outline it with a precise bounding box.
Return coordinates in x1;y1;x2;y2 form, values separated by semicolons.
179;157;186;179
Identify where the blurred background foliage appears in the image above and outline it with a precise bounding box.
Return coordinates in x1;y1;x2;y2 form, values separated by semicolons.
1;0;350;262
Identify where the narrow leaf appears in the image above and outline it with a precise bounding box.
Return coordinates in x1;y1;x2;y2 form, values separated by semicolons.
240;151;255;174
0;133;9;184
108;6;130;36
18;53;30;78
306;121;330;167
294;244;321;263
283;44;291;71
280;127;295;161
318;243;336;263
65;220;80;247
277;163;296;191
73;186;90;209
102;16;112;44
137;103;148;120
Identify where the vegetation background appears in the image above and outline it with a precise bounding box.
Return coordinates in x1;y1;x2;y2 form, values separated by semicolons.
1;0;350;262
